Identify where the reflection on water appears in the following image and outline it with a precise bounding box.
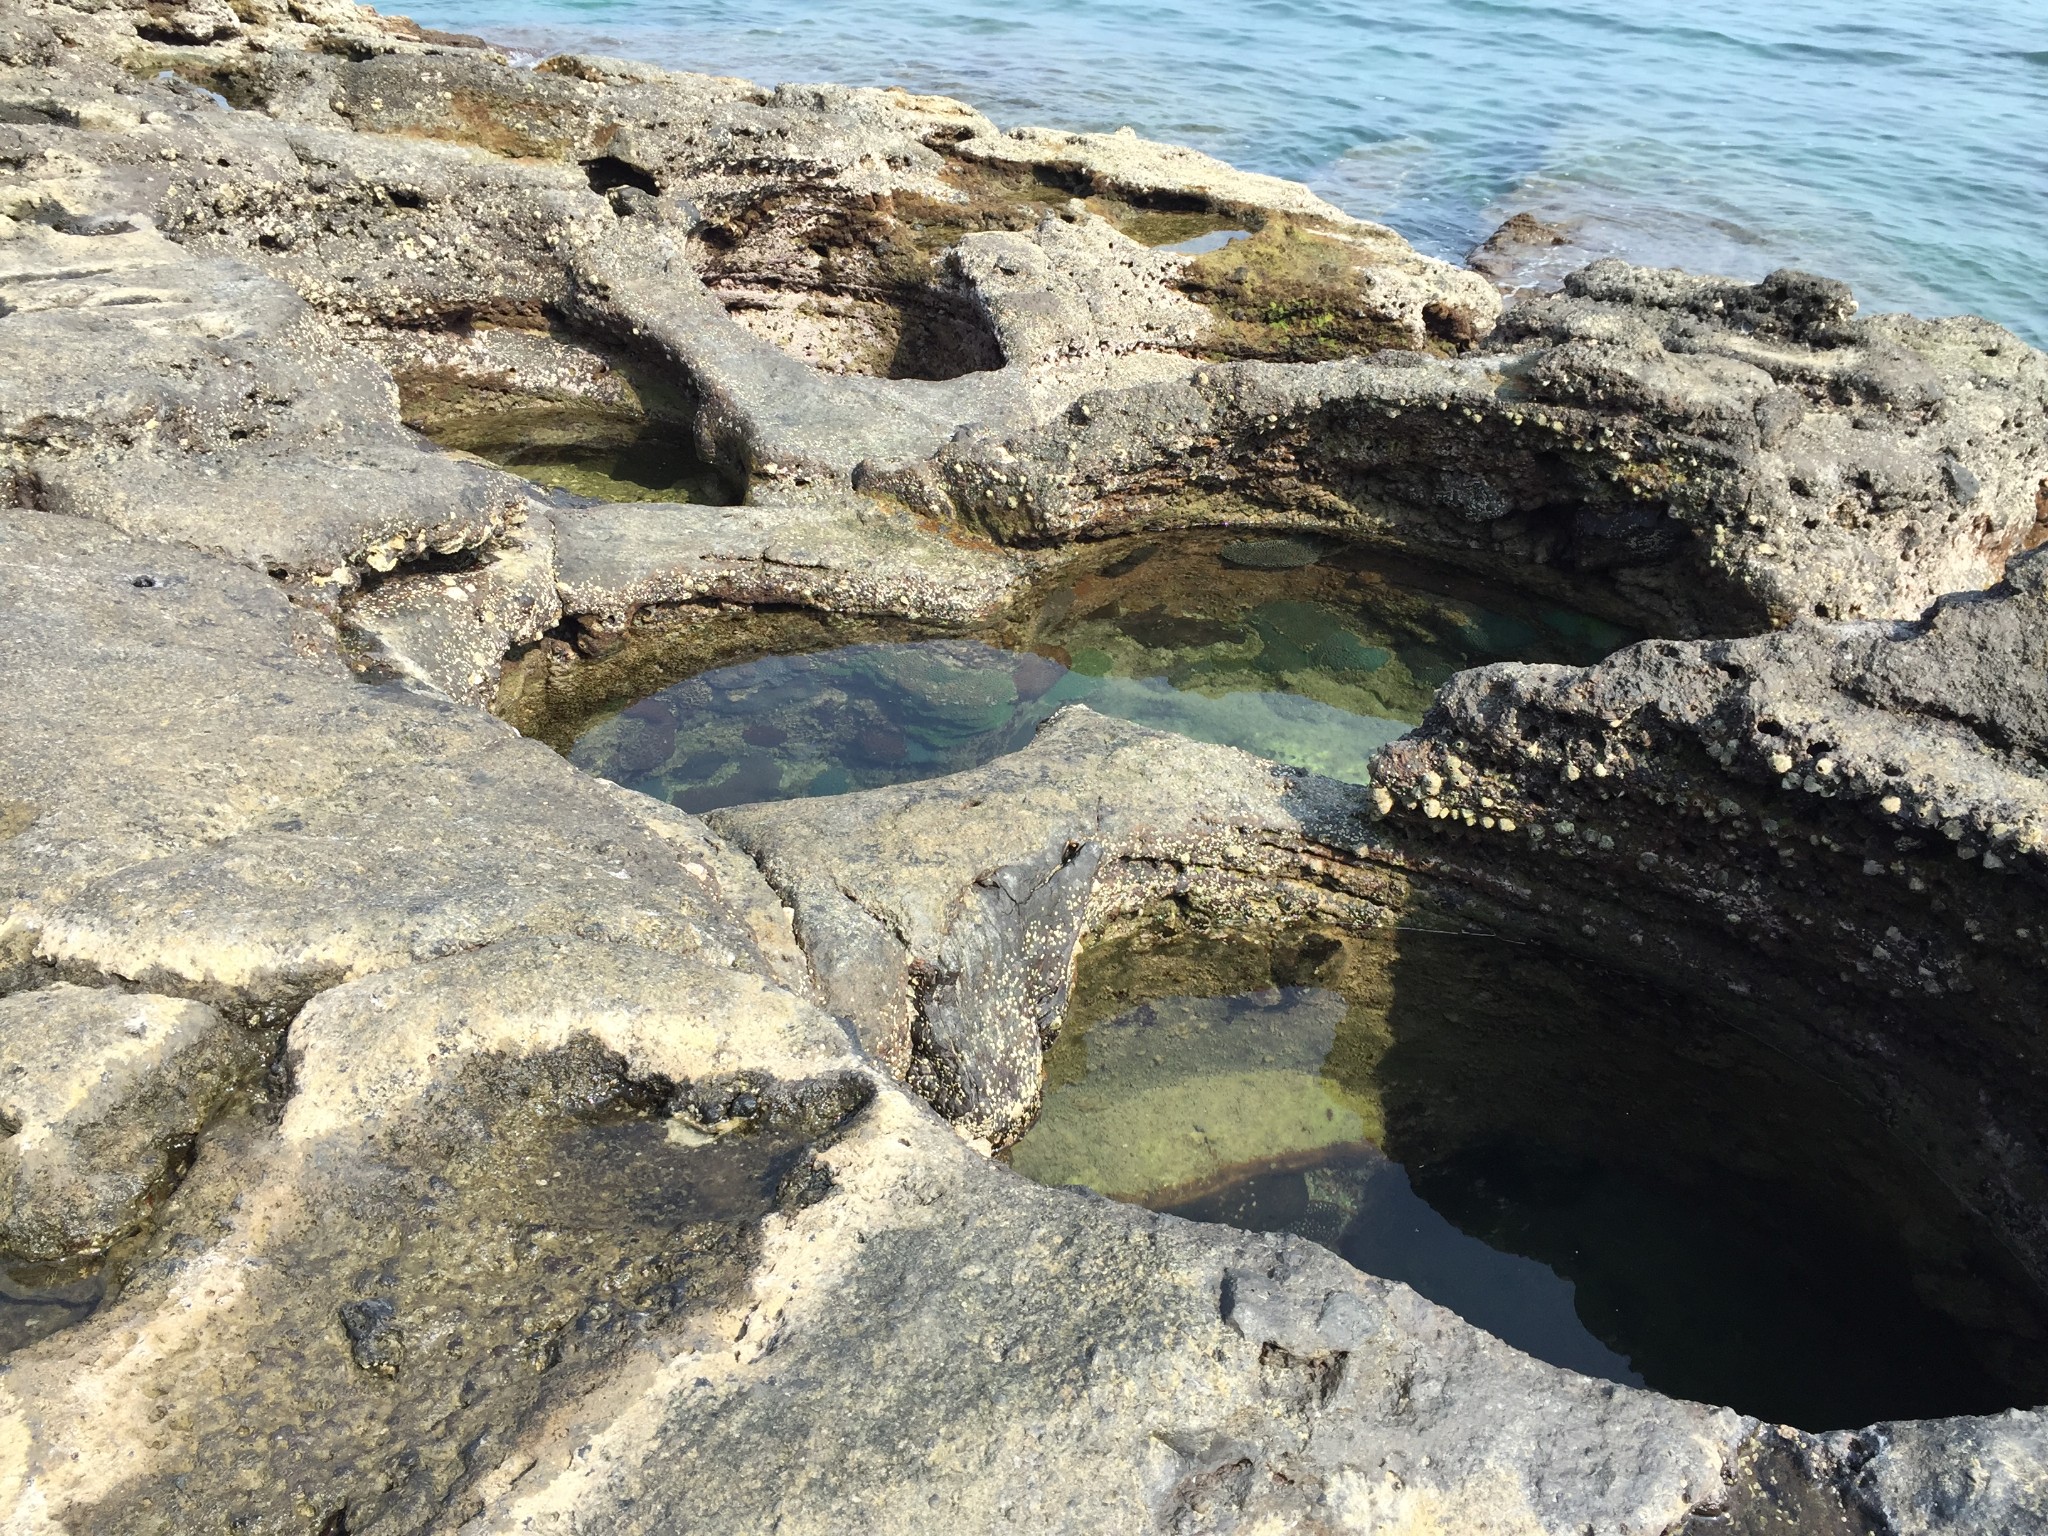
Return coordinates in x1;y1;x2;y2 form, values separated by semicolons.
569;536;1632;807
1006;923;2048;1429
1180;1145;1644;1387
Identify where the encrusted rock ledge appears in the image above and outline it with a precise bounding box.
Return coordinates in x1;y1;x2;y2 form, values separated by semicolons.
1366;545;2048;1268
3;0;2048;1529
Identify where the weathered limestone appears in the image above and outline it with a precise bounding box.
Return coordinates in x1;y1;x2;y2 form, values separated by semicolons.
0;937;870;1534
1;0;2046;1528
549;493;1029;630
1369;547;2048;1285
349;490;1034;707
0;983;258;1260
879;265;2048;637
0;225;531;580
7;0;2038;655
954;121;1365;224
340;507;563;706
713;706;1383;1143
0;511;801;1015
459;1121;1748;1536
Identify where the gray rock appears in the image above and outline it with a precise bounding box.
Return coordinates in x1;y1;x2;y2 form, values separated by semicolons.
0;983;259;1260
342;508;562;706
547;491;1028;629
0;511;802;1014
0;2;2043;1528
879;265;2048;636
1369;546;2048;1282
0;936;869;1532
455;1141;1745;1536
712;706;1380;1142
0;225;531;581
1845;1412;2048;1534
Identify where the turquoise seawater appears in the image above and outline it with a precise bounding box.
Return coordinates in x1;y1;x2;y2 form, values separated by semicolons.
406;0;2047;345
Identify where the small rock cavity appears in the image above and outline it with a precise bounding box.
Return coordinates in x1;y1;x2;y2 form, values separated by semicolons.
425;397;732;504
391;335;739;504
1006;922;2048;1430
0;1259;105;1358
566;535;1632;810
686;161;1241;380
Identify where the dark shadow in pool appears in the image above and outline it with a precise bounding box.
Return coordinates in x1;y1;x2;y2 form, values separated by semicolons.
1007;922;2048;1430
1370;932;2048;1429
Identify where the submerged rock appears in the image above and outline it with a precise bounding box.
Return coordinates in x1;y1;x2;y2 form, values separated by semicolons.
1221;534;1325;568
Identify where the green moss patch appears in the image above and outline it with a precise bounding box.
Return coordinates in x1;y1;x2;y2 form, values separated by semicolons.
1174;215;1441;363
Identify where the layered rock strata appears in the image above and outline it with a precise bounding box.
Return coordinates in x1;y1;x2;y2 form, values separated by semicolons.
0;0;2046;1530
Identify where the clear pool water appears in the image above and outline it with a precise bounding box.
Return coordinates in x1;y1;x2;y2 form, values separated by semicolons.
567;537;1633;805
1007;922;2048;1429
405;0;2048;346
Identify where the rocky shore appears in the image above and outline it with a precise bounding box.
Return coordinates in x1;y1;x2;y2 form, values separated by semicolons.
2;0;2047;1530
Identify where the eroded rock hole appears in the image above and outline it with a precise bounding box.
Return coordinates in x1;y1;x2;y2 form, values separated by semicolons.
530;534;1633;812
1005;920;2048;1430
687;161;1249;381
583;154;659;197
387;327;739;504
697;212;1007;382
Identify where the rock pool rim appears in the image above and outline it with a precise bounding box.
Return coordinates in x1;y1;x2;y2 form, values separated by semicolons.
1009;916;2048;1432
505;528;1640;789
8;4;2048;1526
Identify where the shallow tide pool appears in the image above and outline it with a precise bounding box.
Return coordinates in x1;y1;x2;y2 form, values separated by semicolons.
568;536;1632;807
1007;922;2048;1430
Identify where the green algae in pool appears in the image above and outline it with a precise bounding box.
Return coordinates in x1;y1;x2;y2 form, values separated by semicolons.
451;405;732;504
412;396;737;505
569;536;1633;809
1006;923;2048;1430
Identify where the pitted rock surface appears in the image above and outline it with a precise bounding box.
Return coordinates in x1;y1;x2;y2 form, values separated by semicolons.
1;0;2047;1530
0;983;258;1261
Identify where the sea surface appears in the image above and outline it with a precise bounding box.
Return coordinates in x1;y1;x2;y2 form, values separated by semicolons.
405;0;2047;345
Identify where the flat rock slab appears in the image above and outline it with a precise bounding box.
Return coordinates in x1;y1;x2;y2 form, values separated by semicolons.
0;983;258;1260
550;494;1028;627
0;511;801;1012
